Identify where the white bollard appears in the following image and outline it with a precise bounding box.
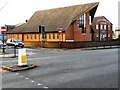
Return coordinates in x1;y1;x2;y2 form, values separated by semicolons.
18;48;27;66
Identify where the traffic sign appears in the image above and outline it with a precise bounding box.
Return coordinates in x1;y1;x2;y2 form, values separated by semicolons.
1;26;7;34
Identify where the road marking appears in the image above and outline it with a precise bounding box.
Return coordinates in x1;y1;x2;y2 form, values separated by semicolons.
38;83;43;86
16;73;19;75
43;86;49;89
26;78;29;80
21;75;24;77
31;80;34;83
15;73;49;88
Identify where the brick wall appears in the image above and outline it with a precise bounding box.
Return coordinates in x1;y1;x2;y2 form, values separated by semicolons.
66;12;92;42
92;17;113;41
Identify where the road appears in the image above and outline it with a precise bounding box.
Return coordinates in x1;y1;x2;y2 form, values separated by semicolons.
0;48;119;88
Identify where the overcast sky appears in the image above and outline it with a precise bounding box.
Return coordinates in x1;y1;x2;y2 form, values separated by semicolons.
0;0;119;31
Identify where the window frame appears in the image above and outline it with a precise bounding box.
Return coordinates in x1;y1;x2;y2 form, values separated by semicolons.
96;24;99;29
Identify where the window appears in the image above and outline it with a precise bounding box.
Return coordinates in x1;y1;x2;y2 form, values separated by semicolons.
104;34;106;38
49;34;51;39
96;34;99;38
30;34;32;39
53;33;55;39
100;25;103;30
17;34;19;39
76;14;86;33
89;16;91;25
108;25;110;30
104;25;106;30
34;34;37;39
108;34;111;38
57;33;59;39
96;24;98;29
27;34;29;39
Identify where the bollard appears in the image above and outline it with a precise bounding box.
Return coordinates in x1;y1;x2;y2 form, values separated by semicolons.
18;48;27;66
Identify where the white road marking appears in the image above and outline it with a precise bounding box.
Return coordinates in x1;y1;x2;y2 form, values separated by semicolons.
43;86;49;89
38;83;43;86
16;73;19;75
26;78;29;80
21;75;24;77
31;80;34;83
15;72;49;88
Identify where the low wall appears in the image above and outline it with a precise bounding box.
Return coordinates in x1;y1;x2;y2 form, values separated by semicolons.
23;40;120;49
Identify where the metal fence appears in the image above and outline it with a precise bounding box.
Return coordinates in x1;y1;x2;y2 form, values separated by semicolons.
0;46;19;58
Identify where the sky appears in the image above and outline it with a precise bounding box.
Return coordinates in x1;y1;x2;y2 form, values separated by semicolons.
0;0;119;31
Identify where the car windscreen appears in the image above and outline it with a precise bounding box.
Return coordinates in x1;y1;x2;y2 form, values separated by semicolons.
13;39;21;43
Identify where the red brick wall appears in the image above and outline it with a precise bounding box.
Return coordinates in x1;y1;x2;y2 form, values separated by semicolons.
92;18;113;41
66;12;92;42
65;22;74;40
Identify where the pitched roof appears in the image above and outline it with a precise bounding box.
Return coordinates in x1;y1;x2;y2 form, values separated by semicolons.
92;16;112;24
7;2;99;34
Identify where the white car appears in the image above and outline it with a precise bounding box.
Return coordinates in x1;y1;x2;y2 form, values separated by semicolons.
6;38;24;48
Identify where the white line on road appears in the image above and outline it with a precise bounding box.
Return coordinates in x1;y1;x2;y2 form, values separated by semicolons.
43;86;49;89
14;72;48;88
31;80;35;83
38;83;43;86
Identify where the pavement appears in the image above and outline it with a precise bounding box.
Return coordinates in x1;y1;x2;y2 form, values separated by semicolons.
80;45;120;50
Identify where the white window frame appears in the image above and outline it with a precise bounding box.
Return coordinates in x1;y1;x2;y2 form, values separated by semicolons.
96;24;98;29
100;25;103;30
96;34;99;38
104;25;106;30
108;34;111;38
108;25;110;30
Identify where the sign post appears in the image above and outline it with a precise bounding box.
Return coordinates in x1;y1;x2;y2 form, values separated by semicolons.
1;26;7;53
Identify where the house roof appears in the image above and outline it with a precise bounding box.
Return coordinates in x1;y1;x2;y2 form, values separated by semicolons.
7;2;99;34
92;16;112;25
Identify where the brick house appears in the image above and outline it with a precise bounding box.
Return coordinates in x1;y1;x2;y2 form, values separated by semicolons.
6;2;99;47
92;16;113;41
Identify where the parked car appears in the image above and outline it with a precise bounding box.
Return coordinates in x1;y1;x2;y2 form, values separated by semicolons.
6;38;24;48
0;40;6;48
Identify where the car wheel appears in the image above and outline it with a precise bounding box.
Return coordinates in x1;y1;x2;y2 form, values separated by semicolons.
21;45;24;48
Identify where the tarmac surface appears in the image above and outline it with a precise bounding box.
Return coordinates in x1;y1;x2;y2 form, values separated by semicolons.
1;46;119;89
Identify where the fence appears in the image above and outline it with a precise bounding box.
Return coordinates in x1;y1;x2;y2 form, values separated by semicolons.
0;46;19;58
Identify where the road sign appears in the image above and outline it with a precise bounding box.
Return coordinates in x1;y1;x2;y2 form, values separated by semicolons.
1;26;7;34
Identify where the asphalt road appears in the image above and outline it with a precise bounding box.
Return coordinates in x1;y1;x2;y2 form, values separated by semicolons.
1;48;119;88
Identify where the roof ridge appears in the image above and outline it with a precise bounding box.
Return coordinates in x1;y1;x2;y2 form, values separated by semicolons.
36;2;99;12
